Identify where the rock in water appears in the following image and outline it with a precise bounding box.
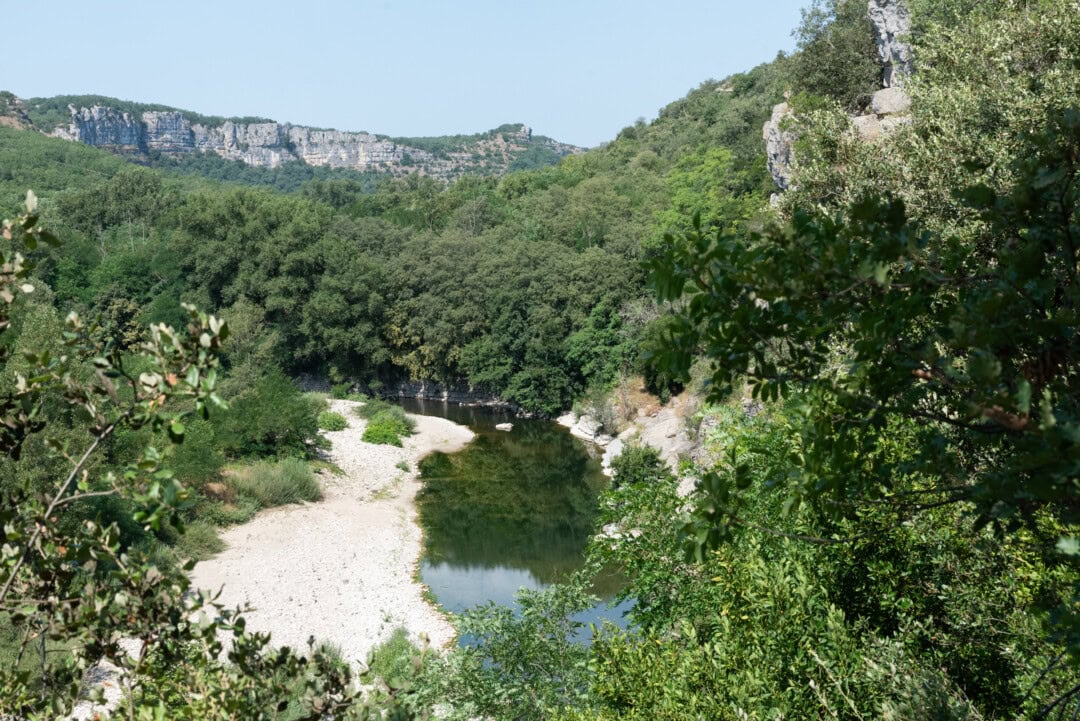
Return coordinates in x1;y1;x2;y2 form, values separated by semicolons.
495;422;513;432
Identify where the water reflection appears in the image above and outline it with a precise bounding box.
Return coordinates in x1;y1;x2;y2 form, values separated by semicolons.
401;399;628;623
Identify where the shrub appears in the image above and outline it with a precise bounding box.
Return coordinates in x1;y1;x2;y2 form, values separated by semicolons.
217;368;322;459
367;628;419;685
361;418;407;447
318;411;348;431
202;496;259;526
353;398;395;419
229;458;322;508
169;418;224;484
357;401;416;446
330;382;352;399
610;445;668;488
172;519;225;561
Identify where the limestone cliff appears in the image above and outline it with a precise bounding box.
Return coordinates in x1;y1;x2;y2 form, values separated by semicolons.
763;0;915;192
37;99;581;180
763;101;797;193
868;0;914;88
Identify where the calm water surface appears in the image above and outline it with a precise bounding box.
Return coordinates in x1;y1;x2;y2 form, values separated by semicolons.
399;399;631;633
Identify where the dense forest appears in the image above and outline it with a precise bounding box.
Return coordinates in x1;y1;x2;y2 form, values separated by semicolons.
1;0;1078;718
1;53;780;415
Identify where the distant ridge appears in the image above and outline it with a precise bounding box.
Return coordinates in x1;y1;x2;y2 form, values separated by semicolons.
7;93;584;181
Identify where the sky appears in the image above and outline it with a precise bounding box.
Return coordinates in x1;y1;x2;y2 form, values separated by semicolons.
4;0;809;148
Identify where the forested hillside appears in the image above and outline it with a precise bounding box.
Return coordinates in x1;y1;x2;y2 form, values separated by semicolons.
0;57;782;415
1;0;1077;718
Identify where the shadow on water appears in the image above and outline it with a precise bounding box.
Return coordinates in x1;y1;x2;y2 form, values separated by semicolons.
399;398;632;636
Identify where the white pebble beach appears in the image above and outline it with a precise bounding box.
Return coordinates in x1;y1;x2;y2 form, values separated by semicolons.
188;399;475;665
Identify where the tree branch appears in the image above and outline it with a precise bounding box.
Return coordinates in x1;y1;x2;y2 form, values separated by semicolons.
0;412;128;606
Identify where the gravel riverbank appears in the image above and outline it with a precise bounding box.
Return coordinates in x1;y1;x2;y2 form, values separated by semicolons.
189;399;475;665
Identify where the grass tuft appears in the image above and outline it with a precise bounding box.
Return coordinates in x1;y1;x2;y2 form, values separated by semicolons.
367;628;420;683
173;519;225;561
228;458;322;508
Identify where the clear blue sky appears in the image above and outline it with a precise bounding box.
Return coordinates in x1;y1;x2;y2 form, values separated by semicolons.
6;0;809;148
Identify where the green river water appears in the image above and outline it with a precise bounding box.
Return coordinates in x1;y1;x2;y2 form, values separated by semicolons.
399;399;631;629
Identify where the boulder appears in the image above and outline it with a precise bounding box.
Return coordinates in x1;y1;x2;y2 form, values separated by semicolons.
853;114;883;141
601;438;624;475
495;422;513;432
570;415;602;442
870;86;912;116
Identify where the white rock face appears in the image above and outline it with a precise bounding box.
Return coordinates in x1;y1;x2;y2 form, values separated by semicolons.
601;438;624;475
868;0;914;87
763;102;797;191
570;415;605;444
143;111;194;152
53;105;143;146
51;107;581;179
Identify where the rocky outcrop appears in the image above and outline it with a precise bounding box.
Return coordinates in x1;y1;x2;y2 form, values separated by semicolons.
0;92;32;129
53;106;145;147
853;87;912;141
853;0;914;142
558;396;696;478
868;0;914;88
763;0;916;188
50;104;581;180
870;86;912;116
763;102;797;193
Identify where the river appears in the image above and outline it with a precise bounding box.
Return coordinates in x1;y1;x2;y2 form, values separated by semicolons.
398;399;632;635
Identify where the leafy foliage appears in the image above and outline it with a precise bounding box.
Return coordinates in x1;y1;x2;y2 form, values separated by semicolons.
318;411;348;431
784;0;883;112
216;369;322;458
358;402;415;447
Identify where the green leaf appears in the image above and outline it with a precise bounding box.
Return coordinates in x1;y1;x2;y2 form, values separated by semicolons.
168;420;185;441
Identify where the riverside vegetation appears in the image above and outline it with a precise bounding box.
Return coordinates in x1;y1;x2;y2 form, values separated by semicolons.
1;0;1078;718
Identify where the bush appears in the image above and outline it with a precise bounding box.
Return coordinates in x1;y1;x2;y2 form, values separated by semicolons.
361;417;407;447
610;445;668;488
352;398;394;419
228;458;322;508
330;382;353;399
169;418;224;484
318;411;348;431
357;401;416;446
202;496;259;526
217;368;322;459
367;628;419;685
172;519;225;561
